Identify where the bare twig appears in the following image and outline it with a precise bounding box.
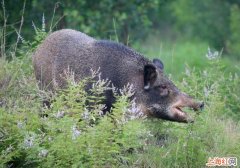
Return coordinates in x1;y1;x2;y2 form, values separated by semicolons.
14;0;26;56
1;0;7;59
51;15;65;30
50;2;61;32
113;18;119;43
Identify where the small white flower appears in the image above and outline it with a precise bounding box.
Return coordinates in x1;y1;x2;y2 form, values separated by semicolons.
204;87;210;98
203;70;208;77
98;109;104;116
206;47;220;60
88;147;93;155
72;125;81;140
82;109;89;120
48;137;53;142
185;67;191;76
146;131;154;137
6;145;14;153
54;110;65;118
124;99;145;122
17;121;24;129
38;149;48;158
120;83;135;97
23;134;35;149
42;13;45;32
97;104;106;116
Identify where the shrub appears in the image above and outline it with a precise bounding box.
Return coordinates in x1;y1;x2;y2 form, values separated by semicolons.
0;64;148;167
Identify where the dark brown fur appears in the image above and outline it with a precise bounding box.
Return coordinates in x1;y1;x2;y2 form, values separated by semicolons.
33;29;203;123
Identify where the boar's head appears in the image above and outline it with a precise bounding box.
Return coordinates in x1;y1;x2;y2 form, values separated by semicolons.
139;59;204;123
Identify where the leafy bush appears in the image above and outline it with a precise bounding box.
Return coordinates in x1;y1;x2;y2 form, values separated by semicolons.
2;0;162;47
171;0;230;50
171;0;240;58
0;58;148;167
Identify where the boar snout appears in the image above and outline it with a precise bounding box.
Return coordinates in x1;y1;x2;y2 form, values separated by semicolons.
170;93;204;123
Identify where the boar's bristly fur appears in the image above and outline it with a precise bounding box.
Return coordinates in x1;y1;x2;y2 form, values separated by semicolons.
33;29;204;123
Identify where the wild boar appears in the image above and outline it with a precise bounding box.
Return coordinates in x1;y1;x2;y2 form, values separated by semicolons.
33;29;204;123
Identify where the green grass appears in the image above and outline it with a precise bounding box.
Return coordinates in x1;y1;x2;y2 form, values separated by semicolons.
134;36;240;79
0;32;240;167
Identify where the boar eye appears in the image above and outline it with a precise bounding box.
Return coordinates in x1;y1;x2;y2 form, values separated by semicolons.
156;85;167;89
156;85;169;96
160;85;167;89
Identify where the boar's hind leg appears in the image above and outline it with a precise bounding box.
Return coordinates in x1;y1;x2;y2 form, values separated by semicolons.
103;90;116;114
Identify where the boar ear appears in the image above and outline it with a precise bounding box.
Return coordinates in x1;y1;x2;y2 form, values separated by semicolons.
144;64;157;90
153;58;164;70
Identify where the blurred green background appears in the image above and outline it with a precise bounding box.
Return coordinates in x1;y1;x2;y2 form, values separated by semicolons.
1;0;240;61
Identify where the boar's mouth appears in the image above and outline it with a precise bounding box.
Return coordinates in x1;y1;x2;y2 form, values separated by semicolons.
171;106;194;123
169;95;204;123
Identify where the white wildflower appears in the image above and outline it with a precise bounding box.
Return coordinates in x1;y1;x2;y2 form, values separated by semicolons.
82;109;89;120
23;133;35;149
203;70;208;77
42;13;45;32
126;99;145;121
120;83;135;98
185;67;191;76
6;145;14;153
48;137;53;142
204;87;210;98
98;108;105;116
38;149;48;158
96;104;106;116
88;147;93;155
206;47;220;60
72;125;81;140
146;131;154;137
17;121;24;129
54;110;65;118
90;68;101;78
63;67;77;86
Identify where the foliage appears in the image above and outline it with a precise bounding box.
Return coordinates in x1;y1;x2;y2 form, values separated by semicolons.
0;55;146;167
63;0;161;44
1;0;162;48
17;17;48;58
228;4;240;57
0;29;240;167
171;0;240;58
2;0;240;59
